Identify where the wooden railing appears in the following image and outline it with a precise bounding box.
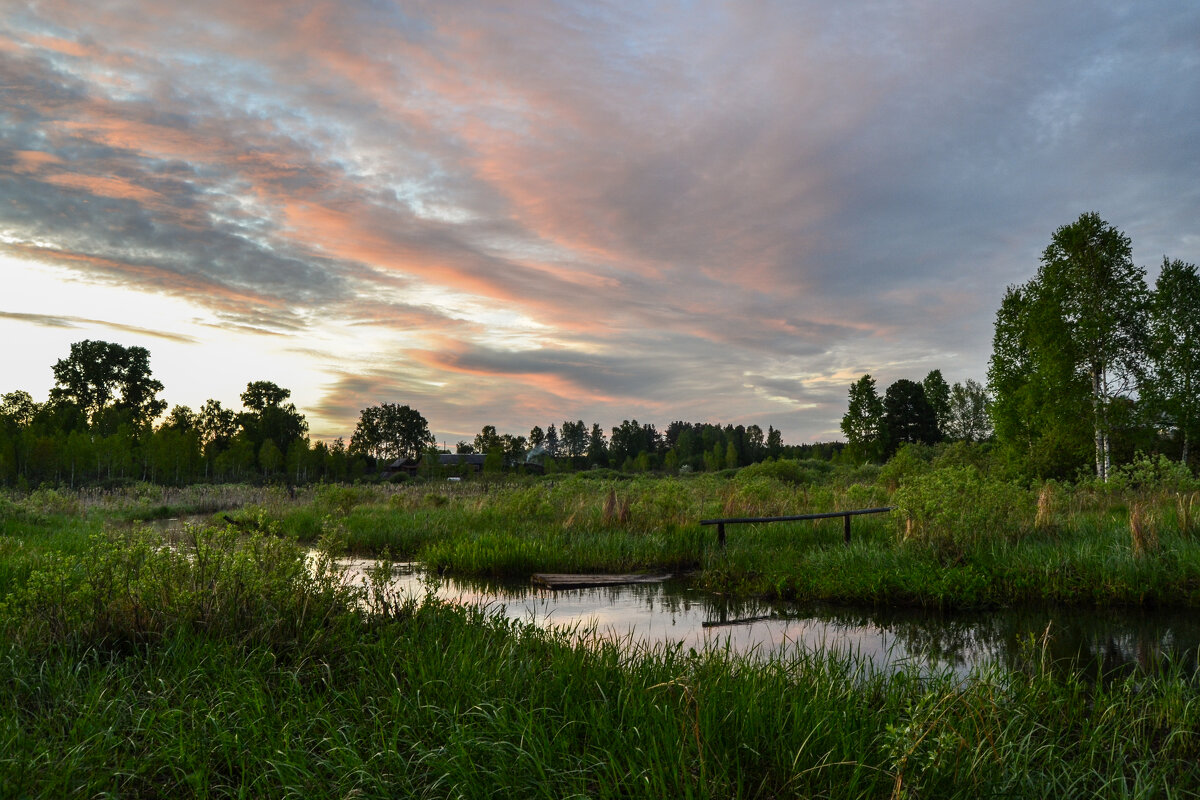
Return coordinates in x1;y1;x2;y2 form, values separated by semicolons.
699;507;894;548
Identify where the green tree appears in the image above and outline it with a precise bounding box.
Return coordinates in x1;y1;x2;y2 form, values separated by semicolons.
349;403;433;462
841;375;885;463
198;399;237;450
921;370;951;439
258;440;283;476
0;391;38;428
988;284;1093;478
1144;257;1200;464
990;215;1149;480
1037;213;1148;480
587;423;608;466
946;379;992;443
502;434;528;465
766;426;784;458
239;382;308;458
49;340;166;429
882;379;939;457
561;420;587;459
528;426;545;449
472;424;503;458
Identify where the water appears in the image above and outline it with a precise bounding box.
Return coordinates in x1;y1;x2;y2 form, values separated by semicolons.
340;559;1200;678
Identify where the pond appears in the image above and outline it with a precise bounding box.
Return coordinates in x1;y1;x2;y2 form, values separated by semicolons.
338;559;1200;679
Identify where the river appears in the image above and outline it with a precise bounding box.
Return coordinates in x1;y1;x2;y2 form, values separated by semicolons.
338;559;1200;679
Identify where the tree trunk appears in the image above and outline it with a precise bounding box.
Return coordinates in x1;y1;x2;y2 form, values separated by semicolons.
1092;366;1111;482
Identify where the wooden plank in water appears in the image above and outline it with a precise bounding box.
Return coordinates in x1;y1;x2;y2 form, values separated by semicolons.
531;573;672;590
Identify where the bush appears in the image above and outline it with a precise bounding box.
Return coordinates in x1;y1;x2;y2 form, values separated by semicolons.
879;443;933;489
893;467;1033;551
735;459;820;486
1107;452;1199;494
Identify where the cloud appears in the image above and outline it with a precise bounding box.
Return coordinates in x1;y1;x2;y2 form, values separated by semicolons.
1;1;1197;442
0;310;197;343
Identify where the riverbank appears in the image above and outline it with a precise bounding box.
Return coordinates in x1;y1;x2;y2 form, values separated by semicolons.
257;469;1200;609
2;525;1197;798
5;464;1200;610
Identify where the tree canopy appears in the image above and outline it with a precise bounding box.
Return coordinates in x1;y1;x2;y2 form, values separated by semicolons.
49;340;166;429
989;213;1149;480
350;403;434;462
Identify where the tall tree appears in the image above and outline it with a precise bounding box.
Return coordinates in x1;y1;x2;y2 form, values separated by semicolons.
472;424;503;456
766;426;784;458
238;381;308;457
921;370;951;439
841;375;884;463
1144;257;1200;464
882;379;939;456
561;420;587;458
350;403;433;461
49;340;166;429
946;379;992;443
587;422;608;466
988;283;1093;478
528;426;545;449
1037;213;1148;480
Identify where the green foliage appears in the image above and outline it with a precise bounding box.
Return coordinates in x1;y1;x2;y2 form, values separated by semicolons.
48;339;166;430
893;467;1033;551
841;374;885;463
1104;452;1200;494
4;529;1198;800
1144;257;1200;464
878;443;933;489
883;379;940;456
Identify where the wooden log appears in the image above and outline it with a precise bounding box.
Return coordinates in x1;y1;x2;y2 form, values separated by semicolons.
531;573;673;590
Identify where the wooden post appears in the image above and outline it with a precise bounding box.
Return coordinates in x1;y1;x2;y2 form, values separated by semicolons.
717;522;726;549
843;514;851;545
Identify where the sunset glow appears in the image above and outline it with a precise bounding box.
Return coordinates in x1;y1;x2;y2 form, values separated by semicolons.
2;2;1198;443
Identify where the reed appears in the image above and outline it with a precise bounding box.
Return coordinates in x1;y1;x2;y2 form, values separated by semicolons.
1034;483;1056;532
1;525;1198;798
1129;502;1159;557
8;467;1200;610
1179;491;1198;536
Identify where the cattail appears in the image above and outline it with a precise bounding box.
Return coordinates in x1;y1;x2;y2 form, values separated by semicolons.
1130;503;1158;557
602;489;617;524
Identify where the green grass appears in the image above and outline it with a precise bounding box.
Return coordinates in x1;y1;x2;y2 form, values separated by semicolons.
2;524;1198;798
7;470;1200;612
215;473;1200;610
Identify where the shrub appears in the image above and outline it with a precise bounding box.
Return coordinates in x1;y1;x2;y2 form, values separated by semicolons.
879;443;934;489
1109;452;1199;495
735;459;818;486
893;467;1033;551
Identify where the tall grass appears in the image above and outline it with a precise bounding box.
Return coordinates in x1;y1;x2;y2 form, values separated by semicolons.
2;525;1198;798
7;463;1200;609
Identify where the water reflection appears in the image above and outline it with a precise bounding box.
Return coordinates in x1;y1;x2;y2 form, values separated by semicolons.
341;560;1200;678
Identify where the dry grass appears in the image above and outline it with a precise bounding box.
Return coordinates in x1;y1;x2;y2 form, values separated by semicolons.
1130;502;1159;557
1178;492;1198;536
1034;484;1056;532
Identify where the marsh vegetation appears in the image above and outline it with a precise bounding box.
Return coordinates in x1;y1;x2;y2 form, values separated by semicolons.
3;454;1199;797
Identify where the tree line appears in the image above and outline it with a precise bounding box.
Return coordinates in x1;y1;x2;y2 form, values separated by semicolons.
447;418;832;473
839;212;1199;480
839;370;991;464
0;341;376;488
0;341;830;488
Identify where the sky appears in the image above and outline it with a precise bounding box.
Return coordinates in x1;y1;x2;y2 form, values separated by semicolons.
2;1;1198;446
